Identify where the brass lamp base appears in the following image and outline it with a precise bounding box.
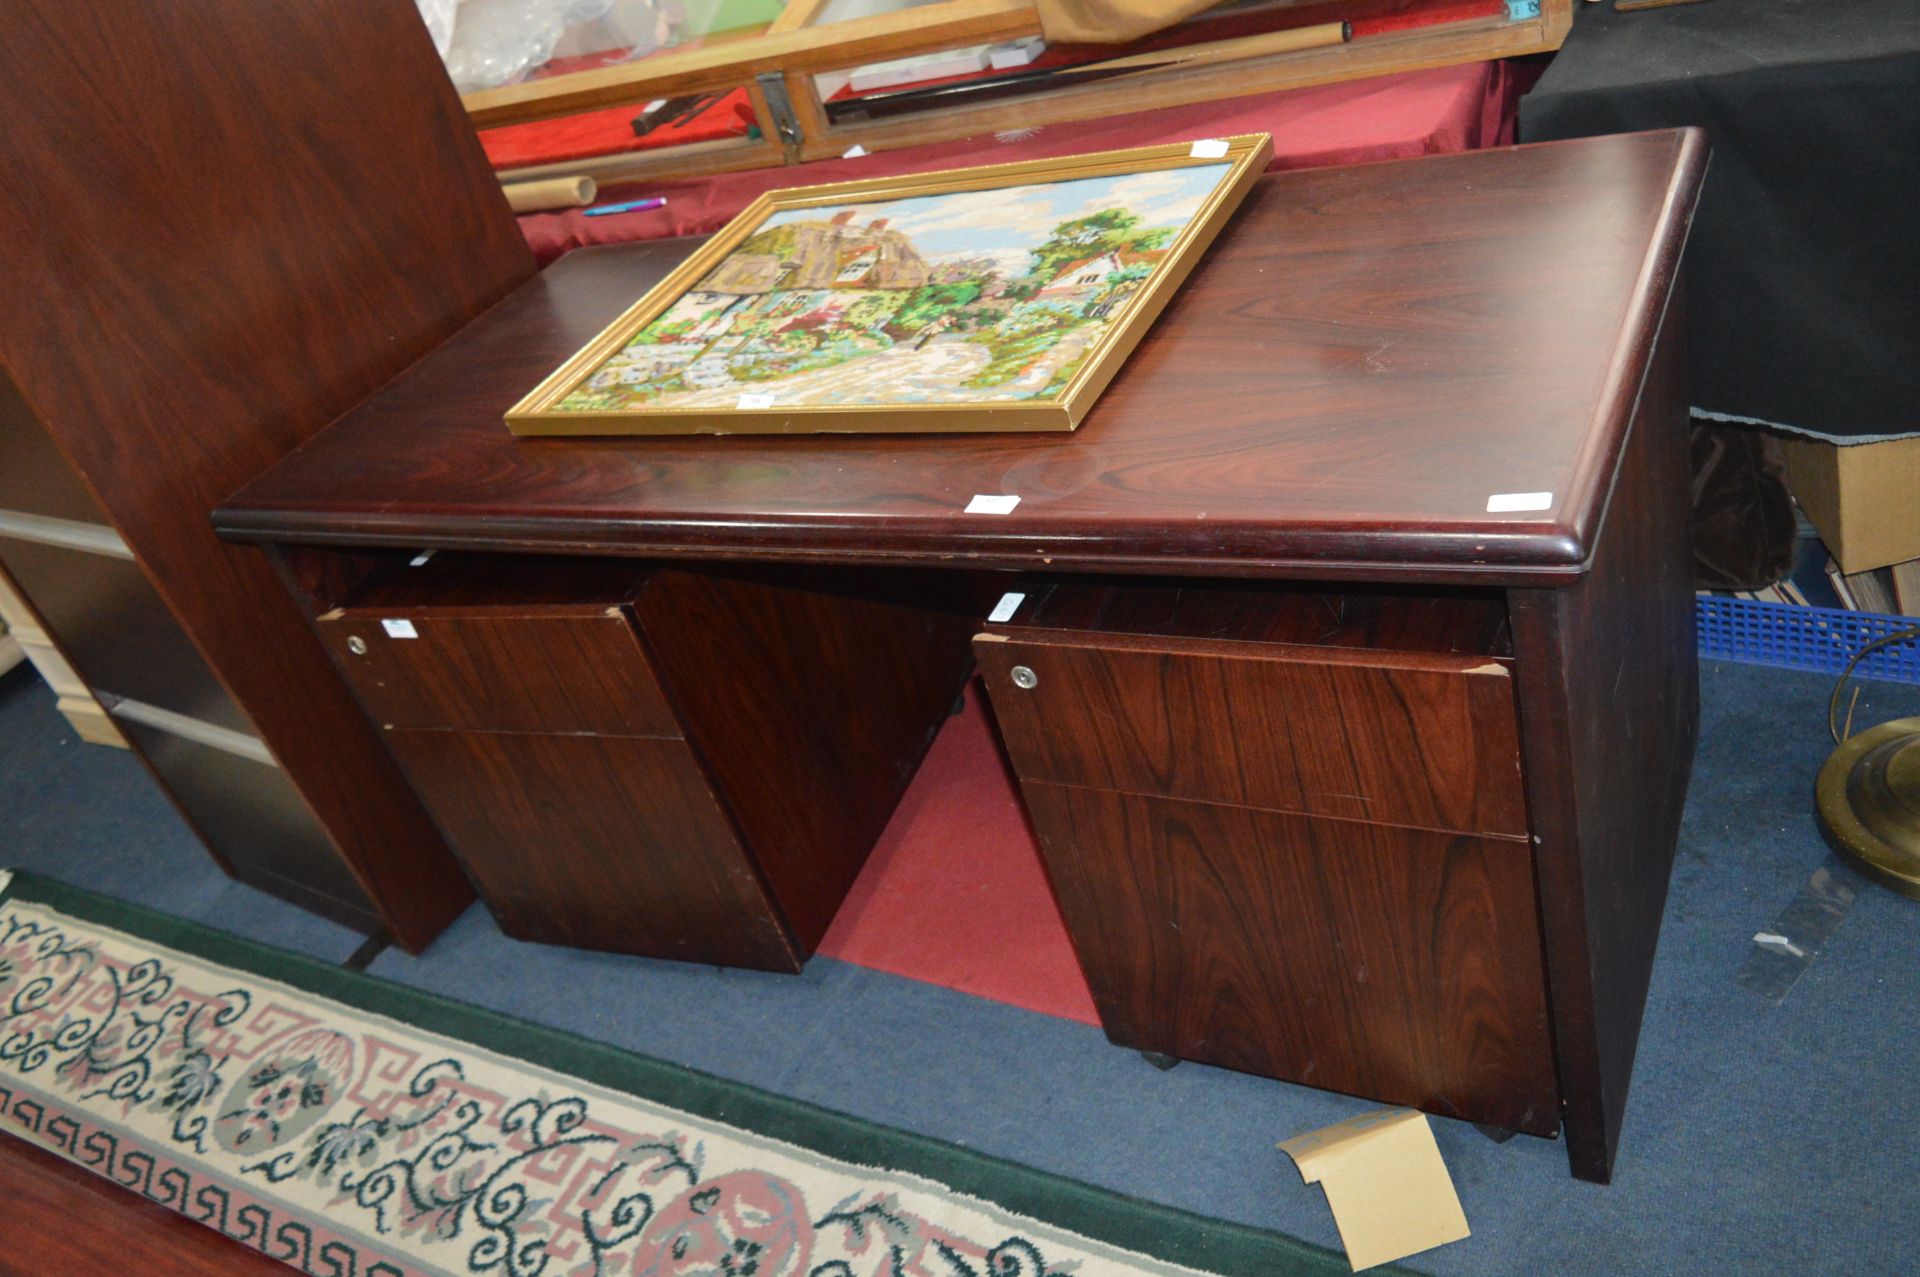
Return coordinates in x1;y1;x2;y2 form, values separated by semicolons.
1816;716;1920;900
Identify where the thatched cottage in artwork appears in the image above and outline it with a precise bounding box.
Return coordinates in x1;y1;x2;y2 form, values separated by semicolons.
644;211;939;345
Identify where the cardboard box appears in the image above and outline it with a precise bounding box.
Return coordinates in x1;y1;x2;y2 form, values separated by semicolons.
1778;433;1920;574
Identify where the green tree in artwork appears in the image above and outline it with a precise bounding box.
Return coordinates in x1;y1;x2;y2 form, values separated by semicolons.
889;282;982;335
643;317;698;343
1025;210;1171;286
843;291;906;333
946;301;1003;332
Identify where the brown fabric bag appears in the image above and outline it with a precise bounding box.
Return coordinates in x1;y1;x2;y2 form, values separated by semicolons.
1690;421;1797;590
1033;0;1217;43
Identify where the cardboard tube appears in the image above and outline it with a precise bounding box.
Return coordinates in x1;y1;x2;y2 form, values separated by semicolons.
502;175;597;214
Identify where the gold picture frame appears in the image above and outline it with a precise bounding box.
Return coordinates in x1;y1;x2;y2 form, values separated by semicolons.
506;133;1273;436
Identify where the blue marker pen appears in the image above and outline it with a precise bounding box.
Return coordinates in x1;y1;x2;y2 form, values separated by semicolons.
584;196;667;217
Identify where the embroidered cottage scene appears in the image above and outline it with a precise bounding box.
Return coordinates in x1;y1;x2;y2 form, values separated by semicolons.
556;164;1229;412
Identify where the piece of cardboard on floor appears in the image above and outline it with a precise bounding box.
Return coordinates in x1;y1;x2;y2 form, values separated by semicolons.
1279;1108;1471;1271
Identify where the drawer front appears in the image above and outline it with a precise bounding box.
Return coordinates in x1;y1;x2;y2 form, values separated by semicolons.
1025;782;1559;1135
385;728;797;971
319;610;680;737
977;636;1527;837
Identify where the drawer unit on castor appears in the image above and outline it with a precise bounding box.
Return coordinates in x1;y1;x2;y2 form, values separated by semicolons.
976;580;1559;1136
317;554;976;971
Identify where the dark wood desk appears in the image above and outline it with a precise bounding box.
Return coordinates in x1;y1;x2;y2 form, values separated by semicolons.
218;130;1708;1183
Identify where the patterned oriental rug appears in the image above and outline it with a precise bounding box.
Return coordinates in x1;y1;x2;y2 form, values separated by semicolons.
0;871;1385;1277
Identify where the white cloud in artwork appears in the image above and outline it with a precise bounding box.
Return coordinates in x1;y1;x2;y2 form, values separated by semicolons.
955;246;1041;278
1079;169;1214;231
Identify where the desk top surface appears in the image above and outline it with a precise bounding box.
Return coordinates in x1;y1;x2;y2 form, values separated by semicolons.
217;129;1705;584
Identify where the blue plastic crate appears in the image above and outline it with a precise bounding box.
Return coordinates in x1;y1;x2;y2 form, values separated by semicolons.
1696;595;1920;685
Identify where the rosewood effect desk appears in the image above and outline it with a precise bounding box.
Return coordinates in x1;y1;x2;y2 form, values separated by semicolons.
217;130;1708;1183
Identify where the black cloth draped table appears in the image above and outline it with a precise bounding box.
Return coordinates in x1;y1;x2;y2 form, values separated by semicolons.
1521;0;1920;442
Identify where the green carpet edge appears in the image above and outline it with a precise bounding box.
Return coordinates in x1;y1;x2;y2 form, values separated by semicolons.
1;870;1408;1277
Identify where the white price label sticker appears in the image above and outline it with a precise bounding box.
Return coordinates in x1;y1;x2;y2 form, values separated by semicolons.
1486;492;1554;513
1189;138;1229;159
736;393;776;409
988;591;1026;623
381;618;419;639
965;494;1021;514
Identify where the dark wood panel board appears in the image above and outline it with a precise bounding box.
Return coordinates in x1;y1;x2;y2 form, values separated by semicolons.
637;569;979;951
0;372;102;525
217;132;1710;585
1508;276;1700;1183
0;0;541;948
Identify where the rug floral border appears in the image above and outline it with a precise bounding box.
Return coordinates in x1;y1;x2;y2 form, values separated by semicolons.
0;870;1383;1277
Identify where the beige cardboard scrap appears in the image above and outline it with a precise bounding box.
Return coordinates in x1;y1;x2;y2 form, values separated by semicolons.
1278;1109;1471;1272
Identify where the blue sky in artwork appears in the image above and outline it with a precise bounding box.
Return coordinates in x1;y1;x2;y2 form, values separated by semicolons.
760;162;1230;277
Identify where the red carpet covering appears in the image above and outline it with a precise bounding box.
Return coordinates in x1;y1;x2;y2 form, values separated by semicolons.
516;59;1517;265
817;679;1102;1025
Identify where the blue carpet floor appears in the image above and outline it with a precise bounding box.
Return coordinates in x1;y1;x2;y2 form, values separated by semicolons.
2;658;1916;1275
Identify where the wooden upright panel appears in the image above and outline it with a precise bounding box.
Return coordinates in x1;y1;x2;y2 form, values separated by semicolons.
636;569;979;951
1508;281;1700;1183
0;0;539;948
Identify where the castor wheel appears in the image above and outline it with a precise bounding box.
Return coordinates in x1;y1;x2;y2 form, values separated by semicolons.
1139;1050;1182;1072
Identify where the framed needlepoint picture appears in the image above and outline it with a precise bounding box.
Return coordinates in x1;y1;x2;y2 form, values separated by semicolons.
506;134;1272;436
